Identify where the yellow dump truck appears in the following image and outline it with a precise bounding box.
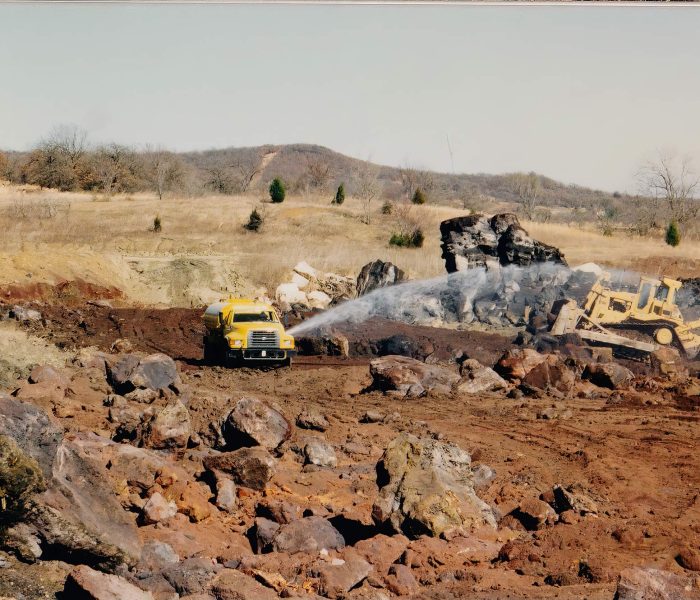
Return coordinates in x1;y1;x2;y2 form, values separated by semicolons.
202;298;295;366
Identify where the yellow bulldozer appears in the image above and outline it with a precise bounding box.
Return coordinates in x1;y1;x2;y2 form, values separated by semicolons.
551;273;700;359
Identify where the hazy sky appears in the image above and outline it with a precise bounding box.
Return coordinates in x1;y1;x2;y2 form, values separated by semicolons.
1;4;699;192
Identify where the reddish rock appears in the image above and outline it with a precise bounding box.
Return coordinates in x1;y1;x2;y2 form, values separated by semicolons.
495;348;547;382
582;362;634;390
64;565;154;599
141;492;177;525
315;551;373;599
615;566;700;599
385;563;419;596
223;396;291;450
204;447;276;491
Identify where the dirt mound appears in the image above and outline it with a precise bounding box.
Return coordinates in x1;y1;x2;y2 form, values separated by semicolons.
0;279;123;305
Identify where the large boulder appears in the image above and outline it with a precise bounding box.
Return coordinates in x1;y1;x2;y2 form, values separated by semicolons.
369;355;460;398
372;433;496;537
315;551;373;599
495;348;548;382
582;362;634;390
521;354;576;395
108;353;180;394
0;396;141;569
137;400;191;449
440;213;567;273
222;396;291;450
272;516;345;554
356;260;407;297
456;359;509;394
204;447;277;491
615;566;700;599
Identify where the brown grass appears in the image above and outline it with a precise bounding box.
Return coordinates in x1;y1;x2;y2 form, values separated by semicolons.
0;182;697;305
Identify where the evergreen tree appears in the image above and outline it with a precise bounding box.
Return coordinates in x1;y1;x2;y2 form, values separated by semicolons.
665;220;681;247
334;183;345;205
269;178;286;203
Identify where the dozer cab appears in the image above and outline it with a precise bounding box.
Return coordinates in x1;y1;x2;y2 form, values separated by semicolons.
551;273;700;359
202;298;295;366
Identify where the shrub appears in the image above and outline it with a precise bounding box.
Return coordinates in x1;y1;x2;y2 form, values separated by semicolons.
412;188;426;205
381;201;393;215
244;207;264;232
333;183;345;205
269;178;286;203
389;229;424;248
665;220;681;247
153;215;162;233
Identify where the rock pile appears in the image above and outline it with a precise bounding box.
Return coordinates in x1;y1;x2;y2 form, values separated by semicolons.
440;213;567;272
275;262;355;311
356;259;407;297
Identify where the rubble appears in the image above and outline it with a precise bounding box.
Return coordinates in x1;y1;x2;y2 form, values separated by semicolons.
221;396;291;450
369;355;459;398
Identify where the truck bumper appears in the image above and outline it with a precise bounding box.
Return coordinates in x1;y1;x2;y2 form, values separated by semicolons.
227;349;296;361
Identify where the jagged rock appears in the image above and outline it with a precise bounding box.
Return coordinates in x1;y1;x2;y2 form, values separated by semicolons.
256;498;302;524
651;347;689;380
372;433;496;537
315;551;373;599
456;359;508;394
0;396;141;569
222;396;291;450
583;362;634;390
369;355;460;398
356;260;407;297
138;400;191;449
64;565;154;599
440;213;566;273
213;473;237;513
296;330;349;357
211;569;278;600
521;354;575;395
139;540;179;571
296;407;330;432
385;563;419;596
304;438;337;468
108;353;180;394
272;516;345;554
495;348;548;382
615;566;700;599
472;464;497;490
276;283;308;307
253;516;280;553
162;557;219;596
307;290;332;309
141;492;177;525
204;447;276;491
548;484;598;516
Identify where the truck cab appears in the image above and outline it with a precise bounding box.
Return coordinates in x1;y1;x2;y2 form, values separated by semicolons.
203;298;295;366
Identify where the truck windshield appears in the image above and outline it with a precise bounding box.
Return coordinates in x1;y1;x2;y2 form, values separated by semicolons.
233;312;274;323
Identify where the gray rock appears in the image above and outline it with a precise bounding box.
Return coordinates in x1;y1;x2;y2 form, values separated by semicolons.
214;474;237;513
253;516;280;553
139;540;180;571
372;433;496;538
108;353;180;394
141;492;177;525
11;305;42;322
356;260;407;296
162;557;219;596
222;396;291;450
304;438;337;468
272;516;345;554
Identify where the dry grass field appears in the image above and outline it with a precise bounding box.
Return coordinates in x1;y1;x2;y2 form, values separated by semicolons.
0;181;697;306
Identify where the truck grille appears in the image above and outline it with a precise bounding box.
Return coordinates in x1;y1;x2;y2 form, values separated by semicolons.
247;330;279;348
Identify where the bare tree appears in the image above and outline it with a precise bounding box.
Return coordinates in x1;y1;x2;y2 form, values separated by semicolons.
354;162;382;225
232;155;262;193
508;172;541;220
93;143;140;195
399;165;435;201
638;153;699;224
145;147;183;199
304;158;333;193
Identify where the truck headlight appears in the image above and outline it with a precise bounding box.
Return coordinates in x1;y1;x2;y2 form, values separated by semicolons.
281;339;293;348
230;339;243;348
